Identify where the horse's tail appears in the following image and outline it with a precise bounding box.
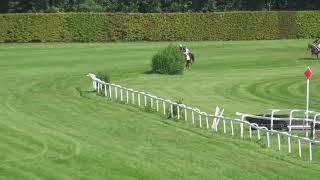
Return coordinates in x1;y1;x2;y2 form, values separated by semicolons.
189;53;195;62
307;44;312;51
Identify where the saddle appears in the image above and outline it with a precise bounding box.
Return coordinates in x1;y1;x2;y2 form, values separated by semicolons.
313;44;320;52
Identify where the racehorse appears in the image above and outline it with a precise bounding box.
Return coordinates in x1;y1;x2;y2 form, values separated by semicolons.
185;52;195;69
307;44;320;59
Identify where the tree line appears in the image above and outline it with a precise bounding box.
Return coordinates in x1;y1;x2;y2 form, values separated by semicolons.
1;0;320;13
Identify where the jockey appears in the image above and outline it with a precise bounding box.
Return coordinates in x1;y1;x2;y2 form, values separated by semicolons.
313;35;320;50
179;44;191;61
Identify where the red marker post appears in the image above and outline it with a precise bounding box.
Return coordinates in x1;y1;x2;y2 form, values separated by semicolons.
304;66;312;137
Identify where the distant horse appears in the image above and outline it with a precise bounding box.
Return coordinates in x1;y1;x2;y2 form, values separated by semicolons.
185;52;195;69
307;44;320;59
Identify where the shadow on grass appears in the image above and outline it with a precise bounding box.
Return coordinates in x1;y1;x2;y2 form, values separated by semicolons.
75;87;96;99
144;70;154;74
297;57;318;61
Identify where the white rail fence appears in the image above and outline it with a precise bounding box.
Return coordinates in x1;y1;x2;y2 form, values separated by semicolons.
87;73;320;161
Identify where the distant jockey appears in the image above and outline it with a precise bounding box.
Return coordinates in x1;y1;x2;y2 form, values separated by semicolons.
179;44;190;61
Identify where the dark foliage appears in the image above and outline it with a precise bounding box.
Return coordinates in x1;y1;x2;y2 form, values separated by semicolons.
4;0;320;13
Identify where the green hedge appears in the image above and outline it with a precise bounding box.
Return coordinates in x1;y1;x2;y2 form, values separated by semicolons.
296;11;320;39
0;11;320;42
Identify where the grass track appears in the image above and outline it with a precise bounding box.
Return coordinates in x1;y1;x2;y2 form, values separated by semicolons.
0;40;320;179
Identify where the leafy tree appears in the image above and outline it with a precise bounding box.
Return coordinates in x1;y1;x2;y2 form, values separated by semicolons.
138;0;161;13
5;0;320;13
240;0;265;10
78;0;104;12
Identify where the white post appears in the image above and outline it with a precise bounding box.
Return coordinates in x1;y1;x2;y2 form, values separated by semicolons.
184;108;187;121
132;92;135;104
156;99;159;112
240;115;244;138
298;139;302;158
177;105;180;119
114;87;118;99
92;80;96;89
271;111;275;131
126;90;129;104
206;115;209;129
163;101;166;115
289;110;293;133
216;108;224;131
144;95;147;106
104;84;107;97
249;126;252;139
288;136;291;153
109;85;112;99
267;132;270;148
306;78;310;136
199;114;202;128
192;110;195;124
309;141;312;161
170;104;173;117
231;120;234;136
223;120;226;134
257;129;261;140
120;88;123;101
213;106;219;129
278;133;281;151
151;97;153;108
138;94;141;107
305;66;312;138
97;82;100;93
313;116;316;140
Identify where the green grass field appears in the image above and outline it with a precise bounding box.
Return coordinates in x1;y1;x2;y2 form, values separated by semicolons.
1;40;320;179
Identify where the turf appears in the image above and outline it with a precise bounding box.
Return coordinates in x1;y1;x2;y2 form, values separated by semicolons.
0;40;320;179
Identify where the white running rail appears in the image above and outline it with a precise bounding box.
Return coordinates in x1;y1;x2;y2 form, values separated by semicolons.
87;73;320;161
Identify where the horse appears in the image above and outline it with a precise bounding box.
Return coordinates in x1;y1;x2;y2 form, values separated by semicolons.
185;52;195;69
307;44;320;59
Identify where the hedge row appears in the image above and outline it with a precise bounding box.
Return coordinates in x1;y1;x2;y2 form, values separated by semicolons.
0;11;320;42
